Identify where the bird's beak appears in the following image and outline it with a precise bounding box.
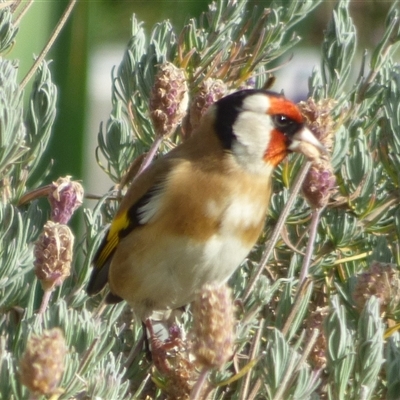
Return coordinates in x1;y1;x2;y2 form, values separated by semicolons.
288;127;327;157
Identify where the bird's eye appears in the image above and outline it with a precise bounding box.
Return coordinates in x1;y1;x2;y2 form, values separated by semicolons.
272;114;301;136
273;114;293;129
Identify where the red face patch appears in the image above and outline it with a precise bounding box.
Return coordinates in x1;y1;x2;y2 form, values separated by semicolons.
268;96;303;123
264;129;289;166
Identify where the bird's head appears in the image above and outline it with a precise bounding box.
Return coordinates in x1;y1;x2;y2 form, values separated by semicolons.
211;89;325;174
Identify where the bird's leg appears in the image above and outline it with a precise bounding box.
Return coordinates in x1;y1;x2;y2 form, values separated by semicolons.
144;318;184;374
162;322;183;350
145;318;171;374
145;318;167;367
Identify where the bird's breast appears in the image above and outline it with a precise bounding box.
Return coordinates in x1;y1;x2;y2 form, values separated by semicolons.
109;161;273;314
205;195;268;245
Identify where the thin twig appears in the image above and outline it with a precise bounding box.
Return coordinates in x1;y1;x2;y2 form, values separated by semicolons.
18;184;53;206
13;0;33;25
190;367;209;400
309;368;323;392
298;206;325;287
136;135;164;175
239;318;265;400
19;0;77;90
247;378;262;400
243;161;311;303
62;338;100;394
10;0;21;12
281;278;312;337
37;289;52;318
279;329;321;398
270;329;319;400
271;346;299;400
294;328;320;373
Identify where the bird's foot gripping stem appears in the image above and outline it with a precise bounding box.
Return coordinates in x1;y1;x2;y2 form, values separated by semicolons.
144;318;184;374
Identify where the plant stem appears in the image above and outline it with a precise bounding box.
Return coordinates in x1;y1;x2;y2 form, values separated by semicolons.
294;328;320;373
298;206;325;288
239;318;265;400
13;0;33;25
281;278;312;337
37;289;52;316
136;135;164;176
190;367;209;400
19;0;77;90
271;345;299;400
243;161;311;302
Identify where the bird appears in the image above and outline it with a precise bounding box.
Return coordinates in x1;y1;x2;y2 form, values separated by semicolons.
86;89;325;321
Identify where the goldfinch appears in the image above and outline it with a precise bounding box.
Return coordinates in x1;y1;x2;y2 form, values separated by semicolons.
87;89;324;319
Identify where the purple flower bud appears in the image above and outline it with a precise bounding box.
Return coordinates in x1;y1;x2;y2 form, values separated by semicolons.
298;98;337;208
303;162;337;208
150;62;188;137
48;176;84;224
188;78;228;135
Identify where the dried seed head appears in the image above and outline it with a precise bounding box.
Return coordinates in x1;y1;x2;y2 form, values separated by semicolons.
353;261;400;315
298;99;337;208
191;283;235;370
188;78;228;133
150;62;188;137
147;322;196;399
305;307;329;369
164;354;195;400
48;176;84;224
19;328;67;396
34;221;73;291
302;160;337;208
298;98;336;152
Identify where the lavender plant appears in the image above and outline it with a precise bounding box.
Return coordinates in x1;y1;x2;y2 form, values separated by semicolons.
1;0;400;399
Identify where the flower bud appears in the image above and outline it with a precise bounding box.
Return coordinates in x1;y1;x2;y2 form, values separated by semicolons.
164;353;195;400
48;176;84;224
19;328;67;396
298;98;337;208
189;78;228;131
353;261;400;315
191;283;235;369
302;160;336;208
34;221;73;291
150;62;188;137
298;98;336;152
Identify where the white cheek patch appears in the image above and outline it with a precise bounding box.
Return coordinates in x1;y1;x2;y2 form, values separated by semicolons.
231;110;274;175
233;112;272;149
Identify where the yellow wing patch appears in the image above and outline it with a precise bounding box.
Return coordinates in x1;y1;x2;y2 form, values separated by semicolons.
95;212;130;268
